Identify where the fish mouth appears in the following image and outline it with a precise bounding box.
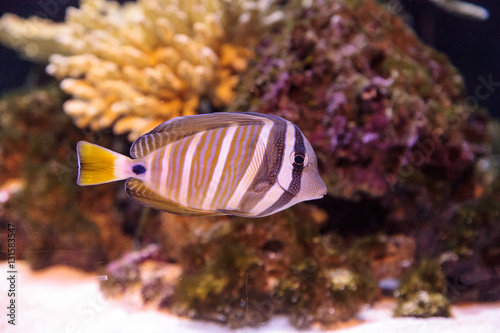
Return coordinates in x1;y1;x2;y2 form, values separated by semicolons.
314;191;327;200
310;181;328;200
320;183;328;196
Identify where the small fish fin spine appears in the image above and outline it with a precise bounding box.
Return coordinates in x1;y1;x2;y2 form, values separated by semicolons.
77;141;133;186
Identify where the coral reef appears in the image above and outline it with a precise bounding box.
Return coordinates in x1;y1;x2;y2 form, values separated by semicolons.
347;234;416;282
232;0;484;201
231;0;498;300
101;204;378;329
0;14;72;62
0;0;283;140
0;85;134;270
441;121;500;302
227;0;498;318
394;259;451;318
1;0;498;329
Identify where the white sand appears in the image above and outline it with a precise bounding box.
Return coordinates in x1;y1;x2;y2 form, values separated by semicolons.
1;261;499;333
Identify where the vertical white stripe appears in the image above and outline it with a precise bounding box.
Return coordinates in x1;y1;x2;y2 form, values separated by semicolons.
226;123;273;210
152;150;163;191
178;132;204;206
138;142;144;157
201;126;238;210
145;136;152;154
145;154;155;185
248;120;295;216
277;121;295;192
158;144;173;196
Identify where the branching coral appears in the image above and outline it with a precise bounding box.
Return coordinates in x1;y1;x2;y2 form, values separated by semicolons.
429;0;489;20
0;0;283;140
0;14;72;61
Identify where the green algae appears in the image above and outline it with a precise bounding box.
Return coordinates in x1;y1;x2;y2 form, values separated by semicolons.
394;259;451;318
0;85;102;269
395;291;451;318
164;206;379;328
445;121;500;259
275;259;377;328
0;84;132;270
347;235;388;273
172;241;271;327
98;205;379;329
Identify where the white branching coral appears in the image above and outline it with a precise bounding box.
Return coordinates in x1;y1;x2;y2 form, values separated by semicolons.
429;0;489;20
0;14;73;61
0;0;283;140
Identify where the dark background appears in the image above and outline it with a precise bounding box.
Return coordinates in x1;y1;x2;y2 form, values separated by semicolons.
0;0;498;118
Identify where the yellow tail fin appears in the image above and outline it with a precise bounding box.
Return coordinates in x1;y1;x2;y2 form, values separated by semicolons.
77;141;130;186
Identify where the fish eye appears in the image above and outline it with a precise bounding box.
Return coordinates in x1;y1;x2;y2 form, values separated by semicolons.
290;151;308;167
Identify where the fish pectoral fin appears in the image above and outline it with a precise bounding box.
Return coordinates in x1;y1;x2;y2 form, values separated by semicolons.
216;209;255;218
125;178;220;216
250;180;273;194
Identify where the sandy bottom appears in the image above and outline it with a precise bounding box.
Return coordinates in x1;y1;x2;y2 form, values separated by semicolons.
1;261;499;333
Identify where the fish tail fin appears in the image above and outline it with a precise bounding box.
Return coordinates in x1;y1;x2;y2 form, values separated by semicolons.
77;141;132;186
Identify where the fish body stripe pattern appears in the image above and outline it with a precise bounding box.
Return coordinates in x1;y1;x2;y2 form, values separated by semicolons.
189;129;214;207
179;132;204;206
141;113;303;216
225;123;270;210
76;112;327;217
143;126;242;210
158;144;171;195
258;124;305;216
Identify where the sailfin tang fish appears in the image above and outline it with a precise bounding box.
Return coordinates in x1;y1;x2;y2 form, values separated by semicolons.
77;112;327;217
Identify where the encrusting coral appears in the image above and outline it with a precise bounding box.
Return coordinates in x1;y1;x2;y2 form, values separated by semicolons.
0;0;283;140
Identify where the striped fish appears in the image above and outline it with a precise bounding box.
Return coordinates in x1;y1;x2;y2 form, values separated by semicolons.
76;112;327;217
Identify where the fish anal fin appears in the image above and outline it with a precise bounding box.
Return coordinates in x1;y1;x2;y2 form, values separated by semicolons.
216;209;255;218
125;178;220;216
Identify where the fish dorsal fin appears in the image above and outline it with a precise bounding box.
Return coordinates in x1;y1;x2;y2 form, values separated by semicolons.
130;112;267;158
125;178;220;216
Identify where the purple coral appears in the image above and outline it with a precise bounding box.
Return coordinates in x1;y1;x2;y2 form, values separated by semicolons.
231;0;495;303
232;0;483;200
